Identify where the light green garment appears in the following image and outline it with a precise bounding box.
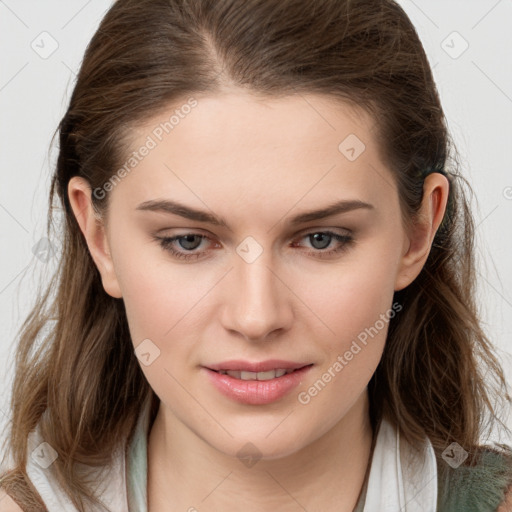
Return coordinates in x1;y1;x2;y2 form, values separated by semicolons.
436;447;512;512
125;395;152;511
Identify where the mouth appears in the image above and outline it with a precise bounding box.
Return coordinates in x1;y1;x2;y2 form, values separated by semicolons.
210;367;308;381
203;362;314;405
205;360;314;381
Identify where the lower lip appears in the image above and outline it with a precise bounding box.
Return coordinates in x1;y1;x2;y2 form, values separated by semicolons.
203;365;313;405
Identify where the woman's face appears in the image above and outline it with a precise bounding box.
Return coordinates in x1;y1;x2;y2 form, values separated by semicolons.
75;91;429;459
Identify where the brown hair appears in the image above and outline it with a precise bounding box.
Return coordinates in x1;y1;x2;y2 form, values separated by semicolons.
2;0;511;510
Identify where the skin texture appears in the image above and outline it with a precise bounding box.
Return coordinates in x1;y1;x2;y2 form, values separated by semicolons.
68;91;449;511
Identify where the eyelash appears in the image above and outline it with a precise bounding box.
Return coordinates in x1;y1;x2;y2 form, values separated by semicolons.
154;231;354;261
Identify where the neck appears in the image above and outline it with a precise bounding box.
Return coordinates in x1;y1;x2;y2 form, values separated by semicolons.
147;392;374;512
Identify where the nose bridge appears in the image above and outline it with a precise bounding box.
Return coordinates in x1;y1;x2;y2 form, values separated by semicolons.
223;246;292;340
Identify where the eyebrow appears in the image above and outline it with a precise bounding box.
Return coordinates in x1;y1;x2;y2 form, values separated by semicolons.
135;198;374;228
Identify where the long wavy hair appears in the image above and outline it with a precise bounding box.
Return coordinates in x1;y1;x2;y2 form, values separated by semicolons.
1;0;511;510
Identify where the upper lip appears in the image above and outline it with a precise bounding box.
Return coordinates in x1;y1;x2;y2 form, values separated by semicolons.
206;360;312;372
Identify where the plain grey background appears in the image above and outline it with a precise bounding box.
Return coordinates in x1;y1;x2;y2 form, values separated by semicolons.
1;0;511;455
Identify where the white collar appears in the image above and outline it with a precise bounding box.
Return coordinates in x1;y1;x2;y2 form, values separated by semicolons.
362;414;438;511
25;421;129;511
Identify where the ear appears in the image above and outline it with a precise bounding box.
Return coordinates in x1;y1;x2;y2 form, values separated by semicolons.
394;173;450;291
67;177;123;298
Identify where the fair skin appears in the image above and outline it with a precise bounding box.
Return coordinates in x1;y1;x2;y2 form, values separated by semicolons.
65;91;448;512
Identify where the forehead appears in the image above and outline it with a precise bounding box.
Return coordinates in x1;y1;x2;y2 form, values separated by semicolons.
109;91;396;221
133;91;377;160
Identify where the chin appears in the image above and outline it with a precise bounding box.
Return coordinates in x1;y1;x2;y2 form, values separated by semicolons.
208;430;310;464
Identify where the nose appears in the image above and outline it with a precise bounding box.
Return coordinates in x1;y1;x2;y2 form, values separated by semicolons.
220;251;294;342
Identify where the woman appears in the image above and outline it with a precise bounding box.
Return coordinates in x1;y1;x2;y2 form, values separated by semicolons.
1;0;512;510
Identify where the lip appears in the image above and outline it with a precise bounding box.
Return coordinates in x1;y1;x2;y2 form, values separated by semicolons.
206;359;310;372
203;362;313;405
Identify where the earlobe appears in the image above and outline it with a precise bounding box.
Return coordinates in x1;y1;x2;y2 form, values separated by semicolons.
67;177;123;299
394;173;450;291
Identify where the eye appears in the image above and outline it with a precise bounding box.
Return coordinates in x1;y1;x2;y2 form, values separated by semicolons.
292;230;354;258
154;233;216;261
153;230;354;262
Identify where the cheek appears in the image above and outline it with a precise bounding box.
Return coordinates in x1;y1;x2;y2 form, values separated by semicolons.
109;232;184;344
113;245;208;401
111;234;224;369
299;243;400;399
308;252;399;342
300;280;393;414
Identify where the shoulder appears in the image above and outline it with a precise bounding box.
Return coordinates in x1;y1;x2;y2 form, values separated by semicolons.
0;490;23;512
437;446;512;512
